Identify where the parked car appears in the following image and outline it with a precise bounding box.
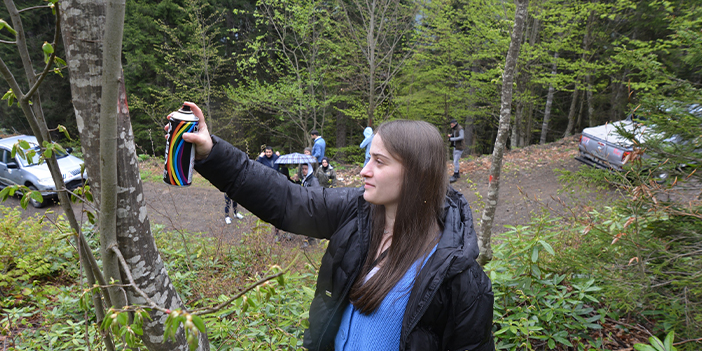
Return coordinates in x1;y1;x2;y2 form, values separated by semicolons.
0;135;86;208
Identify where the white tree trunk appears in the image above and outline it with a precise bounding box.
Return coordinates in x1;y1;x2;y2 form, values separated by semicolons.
60;1;208;349
539;52;558;145
477;0;529;266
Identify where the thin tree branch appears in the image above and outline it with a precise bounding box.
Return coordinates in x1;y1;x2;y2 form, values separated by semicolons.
0;40;17;44
17;4;51;12
189;254;299;315
24;5;61;101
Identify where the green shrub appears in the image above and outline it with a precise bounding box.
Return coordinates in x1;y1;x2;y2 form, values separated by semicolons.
488;216;606;350
0;206;75;291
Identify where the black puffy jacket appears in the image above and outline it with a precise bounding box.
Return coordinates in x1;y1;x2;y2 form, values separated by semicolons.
195;136;495;351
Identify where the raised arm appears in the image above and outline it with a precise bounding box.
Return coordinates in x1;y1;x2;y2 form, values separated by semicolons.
179;102;359;238
195;136;359;238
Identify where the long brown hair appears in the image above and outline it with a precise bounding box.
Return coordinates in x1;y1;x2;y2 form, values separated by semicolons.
349;120;448;314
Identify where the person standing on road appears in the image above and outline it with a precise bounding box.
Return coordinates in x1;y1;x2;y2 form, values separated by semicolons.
224;194;243;224
448;119;465;183
360;127;374;167
179;102;494;351
311;130;326;163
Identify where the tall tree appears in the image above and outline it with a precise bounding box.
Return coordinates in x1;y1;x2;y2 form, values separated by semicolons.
339;0;418;127
477;0;528;266
59;0;209;349
227;0;333;149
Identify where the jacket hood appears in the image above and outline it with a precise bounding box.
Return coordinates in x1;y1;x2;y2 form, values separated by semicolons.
363;127;373;138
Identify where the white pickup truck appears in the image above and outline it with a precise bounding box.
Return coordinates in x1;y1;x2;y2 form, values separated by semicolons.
575;116;649;171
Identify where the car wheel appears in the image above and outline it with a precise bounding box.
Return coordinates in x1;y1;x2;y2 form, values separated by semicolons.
27;185;48;208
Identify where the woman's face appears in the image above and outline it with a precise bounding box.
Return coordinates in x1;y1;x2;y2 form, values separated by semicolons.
360;134;403;208
304;150;311;155
322;159;329;167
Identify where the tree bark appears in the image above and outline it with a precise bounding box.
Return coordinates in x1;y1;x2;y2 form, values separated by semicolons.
539;52;558;145
563;84;579;137
477;0;528;266
511;101;522;148
576;88;585;131
60;1;207;349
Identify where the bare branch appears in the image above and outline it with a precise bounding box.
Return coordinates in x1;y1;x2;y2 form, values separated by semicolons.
18;4;51;12
25;5;61;101
190;254;299;315
0;39;17;44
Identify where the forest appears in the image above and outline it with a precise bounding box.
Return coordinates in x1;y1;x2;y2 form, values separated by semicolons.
1;0;701;350
1;0;698;158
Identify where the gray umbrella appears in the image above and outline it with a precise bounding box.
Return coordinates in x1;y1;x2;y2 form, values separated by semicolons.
274;153;318;165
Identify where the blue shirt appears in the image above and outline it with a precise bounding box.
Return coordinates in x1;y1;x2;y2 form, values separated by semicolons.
312;137;326;163
334;245;438;351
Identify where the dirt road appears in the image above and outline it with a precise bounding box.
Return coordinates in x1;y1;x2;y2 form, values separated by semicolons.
5;136;614;236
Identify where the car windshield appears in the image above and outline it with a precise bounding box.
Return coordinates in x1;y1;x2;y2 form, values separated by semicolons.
17;145;68;166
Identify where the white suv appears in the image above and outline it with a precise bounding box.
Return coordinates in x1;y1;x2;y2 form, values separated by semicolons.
0;135;86;208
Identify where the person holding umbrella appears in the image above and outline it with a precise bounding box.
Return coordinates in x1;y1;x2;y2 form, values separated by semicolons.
178;102;494;351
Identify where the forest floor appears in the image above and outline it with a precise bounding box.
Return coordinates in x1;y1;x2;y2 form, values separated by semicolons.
12;134;620;238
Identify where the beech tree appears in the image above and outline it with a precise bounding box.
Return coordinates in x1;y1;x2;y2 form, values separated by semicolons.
59;0;209;349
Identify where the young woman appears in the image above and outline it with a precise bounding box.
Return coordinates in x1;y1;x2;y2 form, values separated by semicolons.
180;102;494;351
314;157;337;188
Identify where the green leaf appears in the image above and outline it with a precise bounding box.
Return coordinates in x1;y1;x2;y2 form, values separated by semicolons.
531;246;539;262
663;331;675;351
538;240;555;255
42;41;54;54
19;140;30;150
54;56;67;66
191;315;206;333
117;312;128;326
634;344;658;351
20;194;29;209
29;191;43;203
547;338;556;349
0;19;17;36
43;148;52;159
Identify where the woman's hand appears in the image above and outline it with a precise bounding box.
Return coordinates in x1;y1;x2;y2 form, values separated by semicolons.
166;102;213;160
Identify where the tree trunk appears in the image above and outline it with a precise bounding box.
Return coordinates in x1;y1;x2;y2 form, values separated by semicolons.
60;1;208;349
336;102;347;148
477;0;528;266
463;114;475;155
539;52;558;145
511;101;522;148
522;102;534;147
576;88;585;131
563;84;579;137
586;76;595;127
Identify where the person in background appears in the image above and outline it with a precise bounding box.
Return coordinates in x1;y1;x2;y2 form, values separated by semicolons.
224;194;243;224
311;129;326;163
315;157;337;188
294;147;315;181
181;102;494;351
360;127;374;167
298;163;319;187
256;146;280;170
447;119;465;183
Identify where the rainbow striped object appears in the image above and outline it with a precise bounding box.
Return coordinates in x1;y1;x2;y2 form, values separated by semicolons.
163;119;198;186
